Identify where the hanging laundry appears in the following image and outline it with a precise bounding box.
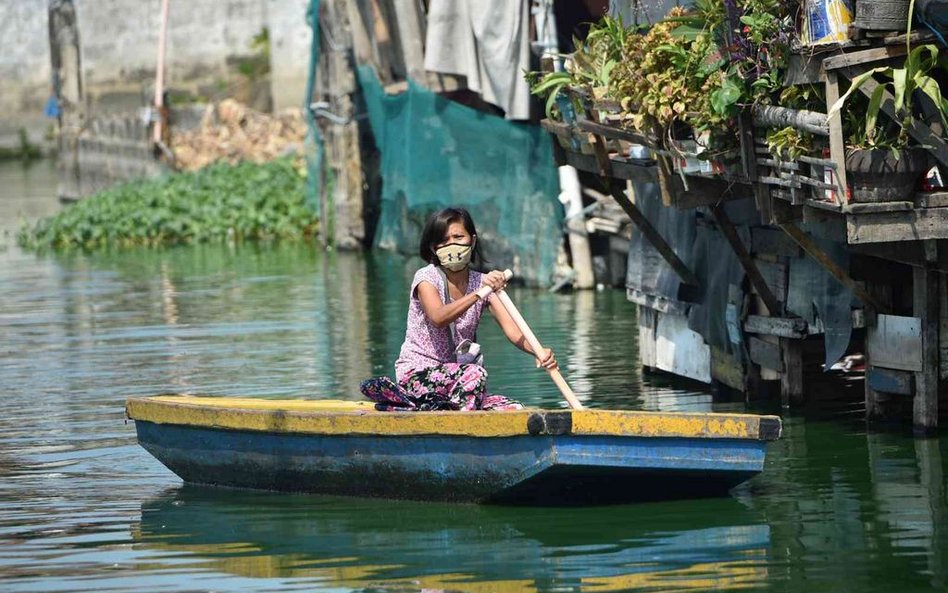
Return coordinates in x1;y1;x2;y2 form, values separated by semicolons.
424;0;531;120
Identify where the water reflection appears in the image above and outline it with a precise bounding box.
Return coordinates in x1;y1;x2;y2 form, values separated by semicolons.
133;487;770;593
740;418;948;592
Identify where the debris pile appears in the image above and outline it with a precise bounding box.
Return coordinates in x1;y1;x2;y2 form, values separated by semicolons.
172;99;307;171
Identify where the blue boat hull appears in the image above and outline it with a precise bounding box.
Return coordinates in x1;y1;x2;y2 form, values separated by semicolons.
135;420;766;504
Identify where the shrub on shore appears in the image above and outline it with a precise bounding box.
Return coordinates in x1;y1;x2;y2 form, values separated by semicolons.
18;158;316;250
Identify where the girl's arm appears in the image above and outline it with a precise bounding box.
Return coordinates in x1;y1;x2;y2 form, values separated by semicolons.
416;270;508;328
416;281;481;328
488;297;558;370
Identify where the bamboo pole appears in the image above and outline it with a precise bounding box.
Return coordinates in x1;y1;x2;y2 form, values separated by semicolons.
152;0;170;144
496;271;584;410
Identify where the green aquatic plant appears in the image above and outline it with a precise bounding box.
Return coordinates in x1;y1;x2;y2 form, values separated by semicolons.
18;158;316;250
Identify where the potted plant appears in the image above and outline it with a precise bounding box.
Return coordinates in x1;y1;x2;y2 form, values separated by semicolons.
828;40;948;202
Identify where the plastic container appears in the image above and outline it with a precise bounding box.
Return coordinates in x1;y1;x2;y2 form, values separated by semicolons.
801;0;854;45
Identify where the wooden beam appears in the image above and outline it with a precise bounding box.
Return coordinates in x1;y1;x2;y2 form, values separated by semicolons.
779;222;890;312
916;191;948;209
626;287;691;316
712;204;783;316
847;208;948;244
576;119;654;146
822;45;907;70
609;182;701;290
913;266;940;434
554;147;657;183
843;201;913;214
744;315;808;338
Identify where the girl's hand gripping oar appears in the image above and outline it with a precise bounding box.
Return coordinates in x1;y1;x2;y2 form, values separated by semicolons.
486;270;584;410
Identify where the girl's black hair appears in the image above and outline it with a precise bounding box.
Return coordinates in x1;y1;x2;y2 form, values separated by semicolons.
418;207;486;268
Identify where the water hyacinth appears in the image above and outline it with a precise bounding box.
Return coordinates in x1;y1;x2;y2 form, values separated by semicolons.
18;158;317;250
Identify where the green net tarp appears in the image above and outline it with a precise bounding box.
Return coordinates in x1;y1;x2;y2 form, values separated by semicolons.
356;66;564;286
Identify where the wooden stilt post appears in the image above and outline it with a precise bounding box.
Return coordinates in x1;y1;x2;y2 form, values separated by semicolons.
781;338;804;407
561;166;595;289
913;264;940;435
864;282;891;422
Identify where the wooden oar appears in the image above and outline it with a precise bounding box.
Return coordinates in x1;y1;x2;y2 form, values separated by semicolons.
495;270;584;410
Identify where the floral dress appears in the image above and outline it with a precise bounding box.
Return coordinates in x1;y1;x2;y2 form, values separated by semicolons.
360;265;522;411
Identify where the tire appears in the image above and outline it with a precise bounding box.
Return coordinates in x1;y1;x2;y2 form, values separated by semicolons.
854;0;911;31
845;147;929;202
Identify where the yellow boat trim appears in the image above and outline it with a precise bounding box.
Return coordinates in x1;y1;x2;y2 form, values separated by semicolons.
126;395;781;441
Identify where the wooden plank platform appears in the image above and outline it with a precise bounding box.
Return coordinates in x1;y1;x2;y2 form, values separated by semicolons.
847;207;948;244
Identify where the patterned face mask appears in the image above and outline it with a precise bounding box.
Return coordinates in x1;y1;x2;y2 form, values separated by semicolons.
435;239;474;272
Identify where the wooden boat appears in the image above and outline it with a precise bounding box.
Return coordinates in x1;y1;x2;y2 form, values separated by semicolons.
126;395;781;505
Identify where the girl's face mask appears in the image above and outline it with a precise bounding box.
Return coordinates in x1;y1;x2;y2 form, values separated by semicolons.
435;238;475;272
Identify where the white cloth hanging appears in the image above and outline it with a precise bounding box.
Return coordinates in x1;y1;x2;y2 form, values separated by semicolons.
424;0;531;120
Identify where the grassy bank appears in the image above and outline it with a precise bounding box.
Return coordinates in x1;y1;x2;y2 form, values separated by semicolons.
18;158;316;250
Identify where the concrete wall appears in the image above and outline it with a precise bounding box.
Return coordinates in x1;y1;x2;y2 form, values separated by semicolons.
0;0;52;147
268;0;312;112
76;0;269;113
0;0;311;146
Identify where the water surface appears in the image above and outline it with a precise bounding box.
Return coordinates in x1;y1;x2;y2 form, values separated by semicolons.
1;161;946;592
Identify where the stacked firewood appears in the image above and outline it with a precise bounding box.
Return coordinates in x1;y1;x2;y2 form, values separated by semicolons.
172;99;307;171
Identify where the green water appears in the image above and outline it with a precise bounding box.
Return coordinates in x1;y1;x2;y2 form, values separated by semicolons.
1;161;946;592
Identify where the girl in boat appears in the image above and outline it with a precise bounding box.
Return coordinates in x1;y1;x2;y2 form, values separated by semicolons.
361;207;558;411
